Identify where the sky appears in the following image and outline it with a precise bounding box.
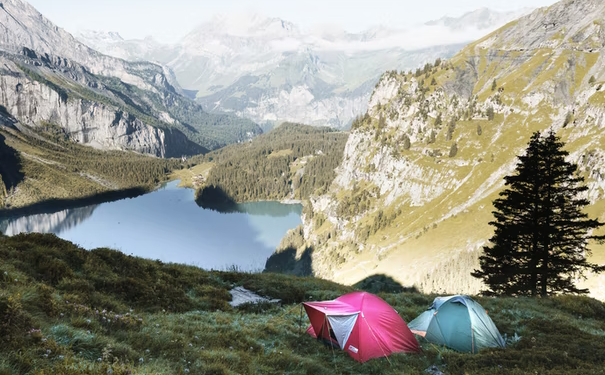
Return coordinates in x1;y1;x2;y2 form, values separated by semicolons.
28;0;559;44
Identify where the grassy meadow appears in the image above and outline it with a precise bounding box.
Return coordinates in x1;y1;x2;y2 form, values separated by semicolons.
1;233;605;374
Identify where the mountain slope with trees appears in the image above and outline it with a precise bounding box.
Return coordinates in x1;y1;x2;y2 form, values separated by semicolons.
279;0;605;301
0;124;188;209
194;123;349;203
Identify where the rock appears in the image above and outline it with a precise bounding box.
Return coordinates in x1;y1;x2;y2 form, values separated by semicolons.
75;10;527;129
228;287;281;307
425;365;445;375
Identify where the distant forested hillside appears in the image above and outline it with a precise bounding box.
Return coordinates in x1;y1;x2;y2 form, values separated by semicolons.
195;123;349;202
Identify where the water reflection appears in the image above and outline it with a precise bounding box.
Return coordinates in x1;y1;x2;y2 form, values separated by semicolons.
0;181;302;271
204;200;302;217
0;205;98;235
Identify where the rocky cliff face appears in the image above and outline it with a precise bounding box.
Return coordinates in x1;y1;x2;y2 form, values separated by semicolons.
0;0;178;93
289;0;605;300
0;50;202;157
0;0;261;156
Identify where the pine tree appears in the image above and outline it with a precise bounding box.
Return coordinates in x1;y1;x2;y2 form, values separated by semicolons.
449;143;458;157
487;106;495;121
402;135;411;150
434;113;442;127
427;130;436;144
491;79;498;91
472;131;605;296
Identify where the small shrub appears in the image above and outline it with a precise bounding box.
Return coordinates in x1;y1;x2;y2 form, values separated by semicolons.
487;106;495;121
236;301;279;314
550;295;605;319
0;293;33;346
449;143;458;158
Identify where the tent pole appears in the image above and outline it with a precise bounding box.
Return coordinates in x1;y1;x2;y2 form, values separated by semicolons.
299;303;303;333
363;316;392;366
326;315;338;371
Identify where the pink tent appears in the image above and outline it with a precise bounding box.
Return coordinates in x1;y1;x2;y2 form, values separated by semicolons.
303;292;420;363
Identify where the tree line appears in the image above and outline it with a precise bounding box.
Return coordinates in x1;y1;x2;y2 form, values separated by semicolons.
196;123;349;202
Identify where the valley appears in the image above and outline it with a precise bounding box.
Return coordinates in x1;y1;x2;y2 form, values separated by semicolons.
3;0;605;373
0;124;183;209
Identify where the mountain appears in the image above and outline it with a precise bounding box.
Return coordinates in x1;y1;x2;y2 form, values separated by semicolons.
0;0;261;157
425;7;532;30
277;0;605;301
75;9;527;130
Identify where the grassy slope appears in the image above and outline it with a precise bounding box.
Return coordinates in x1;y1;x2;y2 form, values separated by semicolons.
0;127;187;209
1;233;605;374
170;163;215;189
304;14;605;298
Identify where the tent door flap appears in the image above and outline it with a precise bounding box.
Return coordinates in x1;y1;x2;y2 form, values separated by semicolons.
327;313;359;350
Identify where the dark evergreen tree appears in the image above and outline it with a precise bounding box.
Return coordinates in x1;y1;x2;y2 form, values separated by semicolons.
434;113;443;127
427;130;436;144
487;106;495;121
449;143;458;157
402;135;411;150
472;131;605;296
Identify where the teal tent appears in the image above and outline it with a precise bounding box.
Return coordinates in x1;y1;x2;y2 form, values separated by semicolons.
408;295;505;353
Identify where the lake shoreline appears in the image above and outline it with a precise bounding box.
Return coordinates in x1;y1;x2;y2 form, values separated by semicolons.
0;181;303;272
0;187;148;219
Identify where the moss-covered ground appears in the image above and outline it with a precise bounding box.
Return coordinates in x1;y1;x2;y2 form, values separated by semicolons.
1;233;605;374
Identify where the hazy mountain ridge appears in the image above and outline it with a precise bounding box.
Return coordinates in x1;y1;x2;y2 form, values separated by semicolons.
0;0;261;156
76;9;527;129
283;0;605;300
425;7;533;30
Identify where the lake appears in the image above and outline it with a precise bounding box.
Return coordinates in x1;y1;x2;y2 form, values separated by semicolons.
0;181;303;271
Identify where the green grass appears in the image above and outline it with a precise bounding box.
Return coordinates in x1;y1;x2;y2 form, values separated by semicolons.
170;163;215;189
1;232;605;374
0;127;189;209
